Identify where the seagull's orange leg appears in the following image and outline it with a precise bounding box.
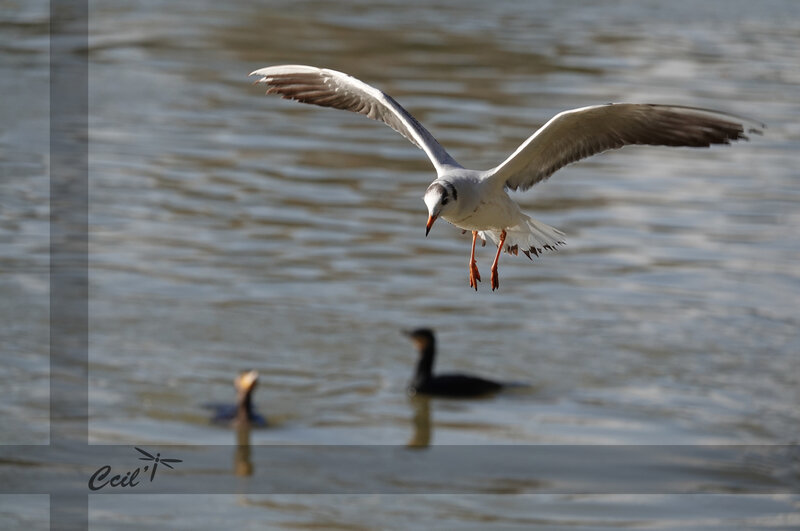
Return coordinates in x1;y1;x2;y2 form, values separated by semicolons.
469;231;481;290
490;230;507;291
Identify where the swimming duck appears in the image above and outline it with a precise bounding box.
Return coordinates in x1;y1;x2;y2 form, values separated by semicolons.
205;370;267;427
404;329;503;398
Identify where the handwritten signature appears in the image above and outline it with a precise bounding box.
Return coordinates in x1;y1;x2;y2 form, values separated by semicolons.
88;447;183;491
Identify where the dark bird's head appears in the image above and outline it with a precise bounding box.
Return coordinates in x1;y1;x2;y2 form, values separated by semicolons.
403;328;436;353
235;370;259;398
423;181;458;236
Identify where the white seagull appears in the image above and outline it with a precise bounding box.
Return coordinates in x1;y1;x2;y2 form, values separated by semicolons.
250;65;762;291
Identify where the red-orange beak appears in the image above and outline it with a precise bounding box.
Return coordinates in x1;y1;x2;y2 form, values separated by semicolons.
425;214;437;237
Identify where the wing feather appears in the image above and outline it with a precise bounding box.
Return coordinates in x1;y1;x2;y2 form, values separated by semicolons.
250;65;461;174
487;103;763;191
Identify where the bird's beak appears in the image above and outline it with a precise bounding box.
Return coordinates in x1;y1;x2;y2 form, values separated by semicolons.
425;214;437;237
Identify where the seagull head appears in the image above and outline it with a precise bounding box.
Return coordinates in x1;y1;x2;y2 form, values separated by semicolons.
423;181;458;236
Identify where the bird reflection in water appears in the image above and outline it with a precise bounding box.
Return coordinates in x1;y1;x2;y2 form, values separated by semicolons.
407;395;432;448
203;370;267;476
234;422;253;477
404;328;494;449
403;329;535;448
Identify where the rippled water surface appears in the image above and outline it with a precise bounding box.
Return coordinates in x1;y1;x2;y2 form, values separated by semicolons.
2;0;800;528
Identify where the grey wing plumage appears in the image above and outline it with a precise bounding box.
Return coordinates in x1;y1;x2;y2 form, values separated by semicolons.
250;65;461;175
487;103;764;191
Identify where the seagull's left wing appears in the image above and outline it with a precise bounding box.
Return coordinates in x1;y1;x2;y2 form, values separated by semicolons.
486;103;763;191
250;65;462;175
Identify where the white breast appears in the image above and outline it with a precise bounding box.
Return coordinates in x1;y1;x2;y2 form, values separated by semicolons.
445;189;522;231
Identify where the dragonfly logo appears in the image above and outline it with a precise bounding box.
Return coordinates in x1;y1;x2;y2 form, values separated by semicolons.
88;447;183;491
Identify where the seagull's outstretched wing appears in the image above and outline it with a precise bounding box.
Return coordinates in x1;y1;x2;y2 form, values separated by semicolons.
486;103;763;191
250;65;462;175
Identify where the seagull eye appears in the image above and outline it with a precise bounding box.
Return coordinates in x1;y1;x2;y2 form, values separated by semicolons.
441;195;449;206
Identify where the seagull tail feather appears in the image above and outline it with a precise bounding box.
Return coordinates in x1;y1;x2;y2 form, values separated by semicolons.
479;216;566;258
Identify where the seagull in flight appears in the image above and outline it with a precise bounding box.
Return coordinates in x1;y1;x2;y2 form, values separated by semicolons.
250;65;762;291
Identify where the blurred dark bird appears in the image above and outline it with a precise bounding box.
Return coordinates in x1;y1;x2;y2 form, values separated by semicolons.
204;370;267;427
404;328;504;398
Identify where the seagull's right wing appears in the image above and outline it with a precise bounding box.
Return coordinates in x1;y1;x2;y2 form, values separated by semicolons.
485;103;763;191
250;65;462;175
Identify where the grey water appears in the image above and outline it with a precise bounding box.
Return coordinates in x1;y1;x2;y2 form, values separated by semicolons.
1;0;799;528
